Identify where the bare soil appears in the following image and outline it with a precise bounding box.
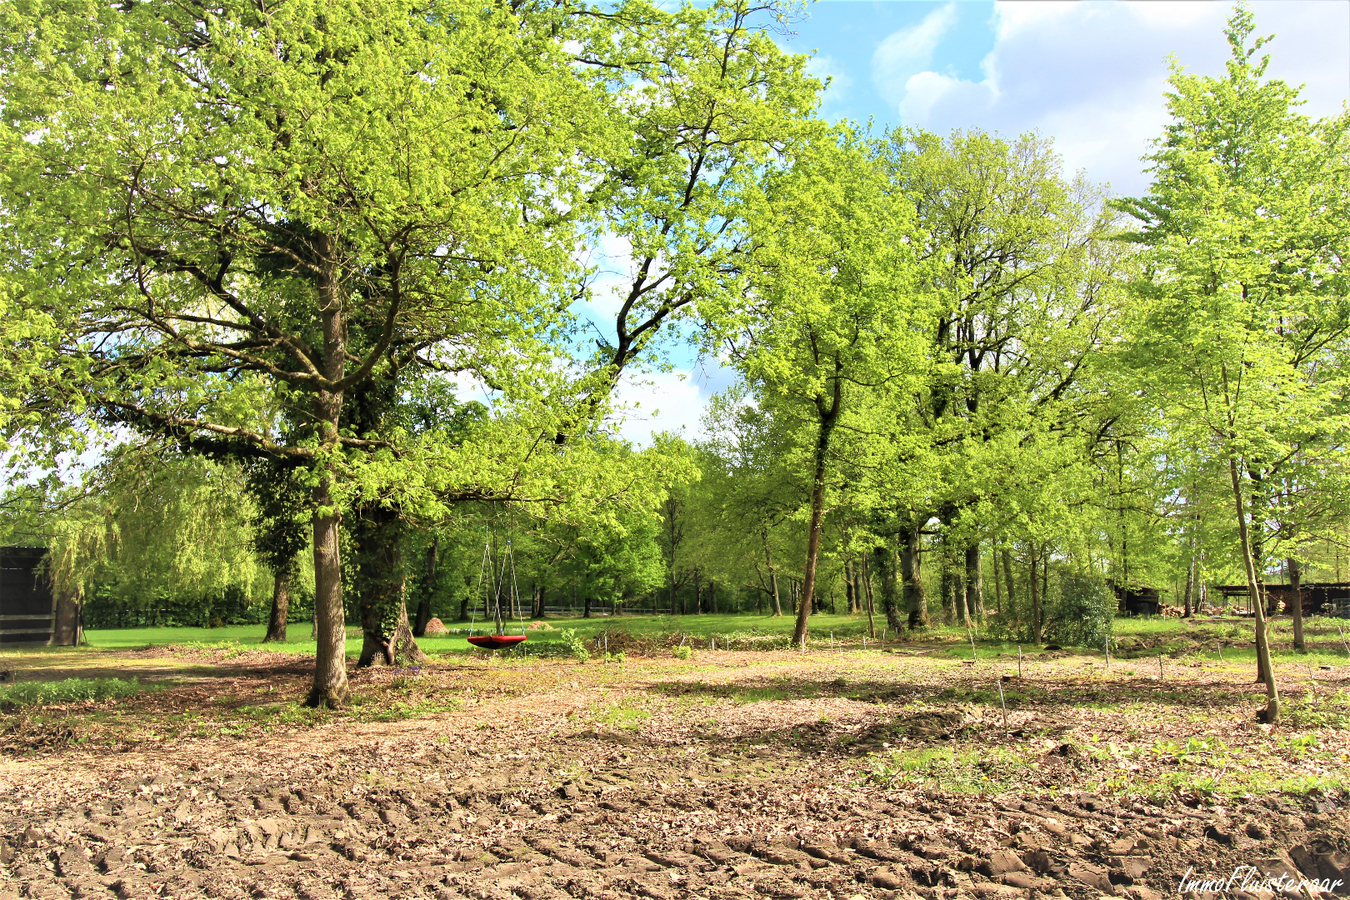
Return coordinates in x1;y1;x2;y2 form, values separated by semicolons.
1;645;1348;900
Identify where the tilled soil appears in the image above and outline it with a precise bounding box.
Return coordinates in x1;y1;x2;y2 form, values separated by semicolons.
1;650;1348;900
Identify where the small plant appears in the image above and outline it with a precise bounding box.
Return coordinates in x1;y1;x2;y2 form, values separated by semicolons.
672;645;692;661
594;700;650;731
1283;689;1350;729
560;628;590;663
862;746;1031;794
0;677;147;709
603;651;626;665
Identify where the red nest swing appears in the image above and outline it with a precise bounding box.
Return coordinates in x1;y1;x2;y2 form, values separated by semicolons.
467;633;527;650
468;537;527;652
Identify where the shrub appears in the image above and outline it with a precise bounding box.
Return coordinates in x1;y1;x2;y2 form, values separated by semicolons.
1044;572;1115;649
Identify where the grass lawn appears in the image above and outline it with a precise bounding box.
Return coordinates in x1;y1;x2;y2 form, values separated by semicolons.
2;610;1342;668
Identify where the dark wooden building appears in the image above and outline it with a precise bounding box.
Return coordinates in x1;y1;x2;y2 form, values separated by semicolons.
1212;582;1350;617
1115;585;1162;617
0;547;80;646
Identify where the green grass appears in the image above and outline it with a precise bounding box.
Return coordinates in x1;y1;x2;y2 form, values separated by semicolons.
0;676;148;708
11;612;1342;664
58;613;917;657
863;745;1033;794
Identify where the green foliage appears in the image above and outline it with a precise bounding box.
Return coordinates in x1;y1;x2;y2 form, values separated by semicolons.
1282;690;1350;730
863;746;1031;794
0;677;146;709
1044;573;1115;649
560;629;591;663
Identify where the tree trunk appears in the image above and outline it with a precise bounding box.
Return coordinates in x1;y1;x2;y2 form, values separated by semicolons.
307;484;347;707
844;559;856;615
710;579;717;614
964;543;983;622
861;553;875;637
413;535;439;637
1029;546;1042;645
992;546;1003;615
263;567;291;644
941;556;957;626
1247;476;1277;617
901;523;928;629
1183;535;1197;618
354;508;425;667
533;583;545;619
584;596;592;618
1229;457;1279;722
306;250;350;708
1289;556;1304;652
793;453;829;648
1001;546;1016;620
769;560;782;618
872;544;903;635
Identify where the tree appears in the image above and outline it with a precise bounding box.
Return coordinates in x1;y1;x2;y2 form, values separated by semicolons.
244;460;310;644
0;0;819;704
1116;3;1350;723
1;448;271;625
713;131;928;647
862;129;1123;639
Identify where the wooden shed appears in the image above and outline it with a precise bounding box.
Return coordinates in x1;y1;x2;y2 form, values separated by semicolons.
1115;585;1162;617
1212;582;1350;617
0;547;80;646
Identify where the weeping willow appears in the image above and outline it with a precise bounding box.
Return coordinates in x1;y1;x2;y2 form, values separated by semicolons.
40;447;271;610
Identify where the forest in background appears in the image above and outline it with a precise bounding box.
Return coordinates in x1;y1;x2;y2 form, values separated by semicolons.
1;1;1347;723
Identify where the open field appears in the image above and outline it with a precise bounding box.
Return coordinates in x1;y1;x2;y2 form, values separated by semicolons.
1;617;1348;900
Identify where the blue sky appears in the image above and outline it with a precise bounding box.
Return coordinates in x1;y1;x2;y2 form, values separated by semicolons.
607;0;1350;445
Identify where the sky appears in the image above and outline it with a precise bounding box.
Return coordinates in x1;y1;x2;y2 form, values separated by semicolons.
604;0;1350;447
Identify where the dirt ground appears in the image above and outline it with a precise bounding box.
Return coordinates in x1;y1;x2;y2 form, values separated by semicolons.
1;644;1348;900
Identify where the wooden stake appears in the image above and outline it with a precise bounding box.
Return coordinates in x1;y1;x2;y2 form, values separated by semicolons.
968;628;977;662
1158;654;1164;680
1338;623;1350;657
997;679;1009;730
1018;646;1023;680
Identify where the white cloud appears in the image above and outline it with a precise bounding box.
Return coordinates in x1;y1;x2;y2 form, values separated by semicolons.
871;4;959;104
807;53;855;114
609;369;707;446
873;0;1349;197
607;356;739;447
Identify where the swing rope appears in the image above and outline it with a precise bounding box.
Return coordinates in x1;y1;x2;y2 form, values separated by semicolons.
466;531;529;649
503;540;527;636
469;535;492;637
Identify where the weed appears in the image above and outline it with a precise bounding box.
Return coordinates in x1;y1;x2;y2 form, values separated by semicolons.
0;677;148;709
863;746;1032;794
593;700;650;731
562;629;590;663
1283;690;1350;730
673;645;692;661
